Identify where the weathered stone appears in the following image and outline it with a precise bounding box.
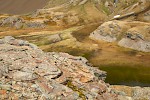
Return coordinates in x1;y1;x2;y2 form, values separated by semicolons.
47;34;62;43
15;21;24;29
10;71;38;81
3;36;15;43
0;16;46;29
0;36;119;100
132;87;150;100
90;20;150;52
0;16;24;29
118;38;150;52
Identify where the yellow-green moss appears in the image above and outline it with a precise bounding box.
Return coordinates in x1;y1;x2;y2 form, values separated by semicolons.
66;80;86;100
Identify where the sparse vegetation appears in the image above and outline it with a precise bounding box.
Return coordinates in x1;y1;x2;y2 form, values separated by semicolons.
66;80;86;100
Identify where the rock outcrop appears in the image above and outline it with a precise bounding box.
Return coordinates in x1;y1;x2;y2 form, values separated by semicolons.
111;85;150;100
0;0;150;99
0;36;118;100
90;20;150;52
90;21;129;42
0;16;45;29
0;16;24;29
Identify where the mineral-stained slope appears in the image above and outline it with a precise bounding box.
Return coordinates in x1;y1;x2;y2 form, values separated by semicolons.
0;36;119;100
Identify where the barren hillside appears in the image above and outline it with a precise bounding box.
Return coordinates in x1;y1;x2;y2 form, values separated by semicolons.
0;0;49;14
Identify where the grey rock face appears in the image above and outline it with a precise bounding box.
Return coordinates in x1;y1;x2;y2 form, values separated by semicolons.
10;71;38;81
90;20;150;52
0;36;61;80
0;16;24;29
118;38;150;52
0;36;38;49
118;26;150;52
90;20;126;42
0;16;45;29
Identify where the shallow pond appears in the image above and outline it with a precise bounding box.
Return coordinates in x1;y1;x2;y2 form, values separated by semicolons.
99;65;150;87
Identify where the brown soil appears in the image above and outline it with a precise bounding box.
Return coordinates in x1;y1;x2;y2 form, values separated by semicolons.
0;0;49;15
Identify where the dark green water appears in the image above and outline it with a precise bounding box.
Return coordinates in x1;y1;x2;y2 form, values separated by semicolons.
99;65;150;87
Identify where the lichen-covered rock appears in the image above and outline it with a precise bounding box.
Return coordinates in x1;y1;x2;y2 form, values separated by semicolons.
0;36;61;80
0;36;118;100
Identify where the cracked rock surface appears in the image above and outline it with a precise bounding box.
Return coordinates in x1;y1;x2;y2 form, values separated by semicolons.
0;36;118;100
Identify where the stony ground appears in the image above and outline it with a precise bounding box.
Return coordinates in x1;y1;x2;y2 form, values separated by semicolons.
0;36;119;100
0;0;150;100
0;36;150;100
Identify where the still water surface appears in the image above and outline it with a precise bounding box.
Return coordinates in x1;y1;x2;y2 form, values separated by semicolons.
99;65;150;86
